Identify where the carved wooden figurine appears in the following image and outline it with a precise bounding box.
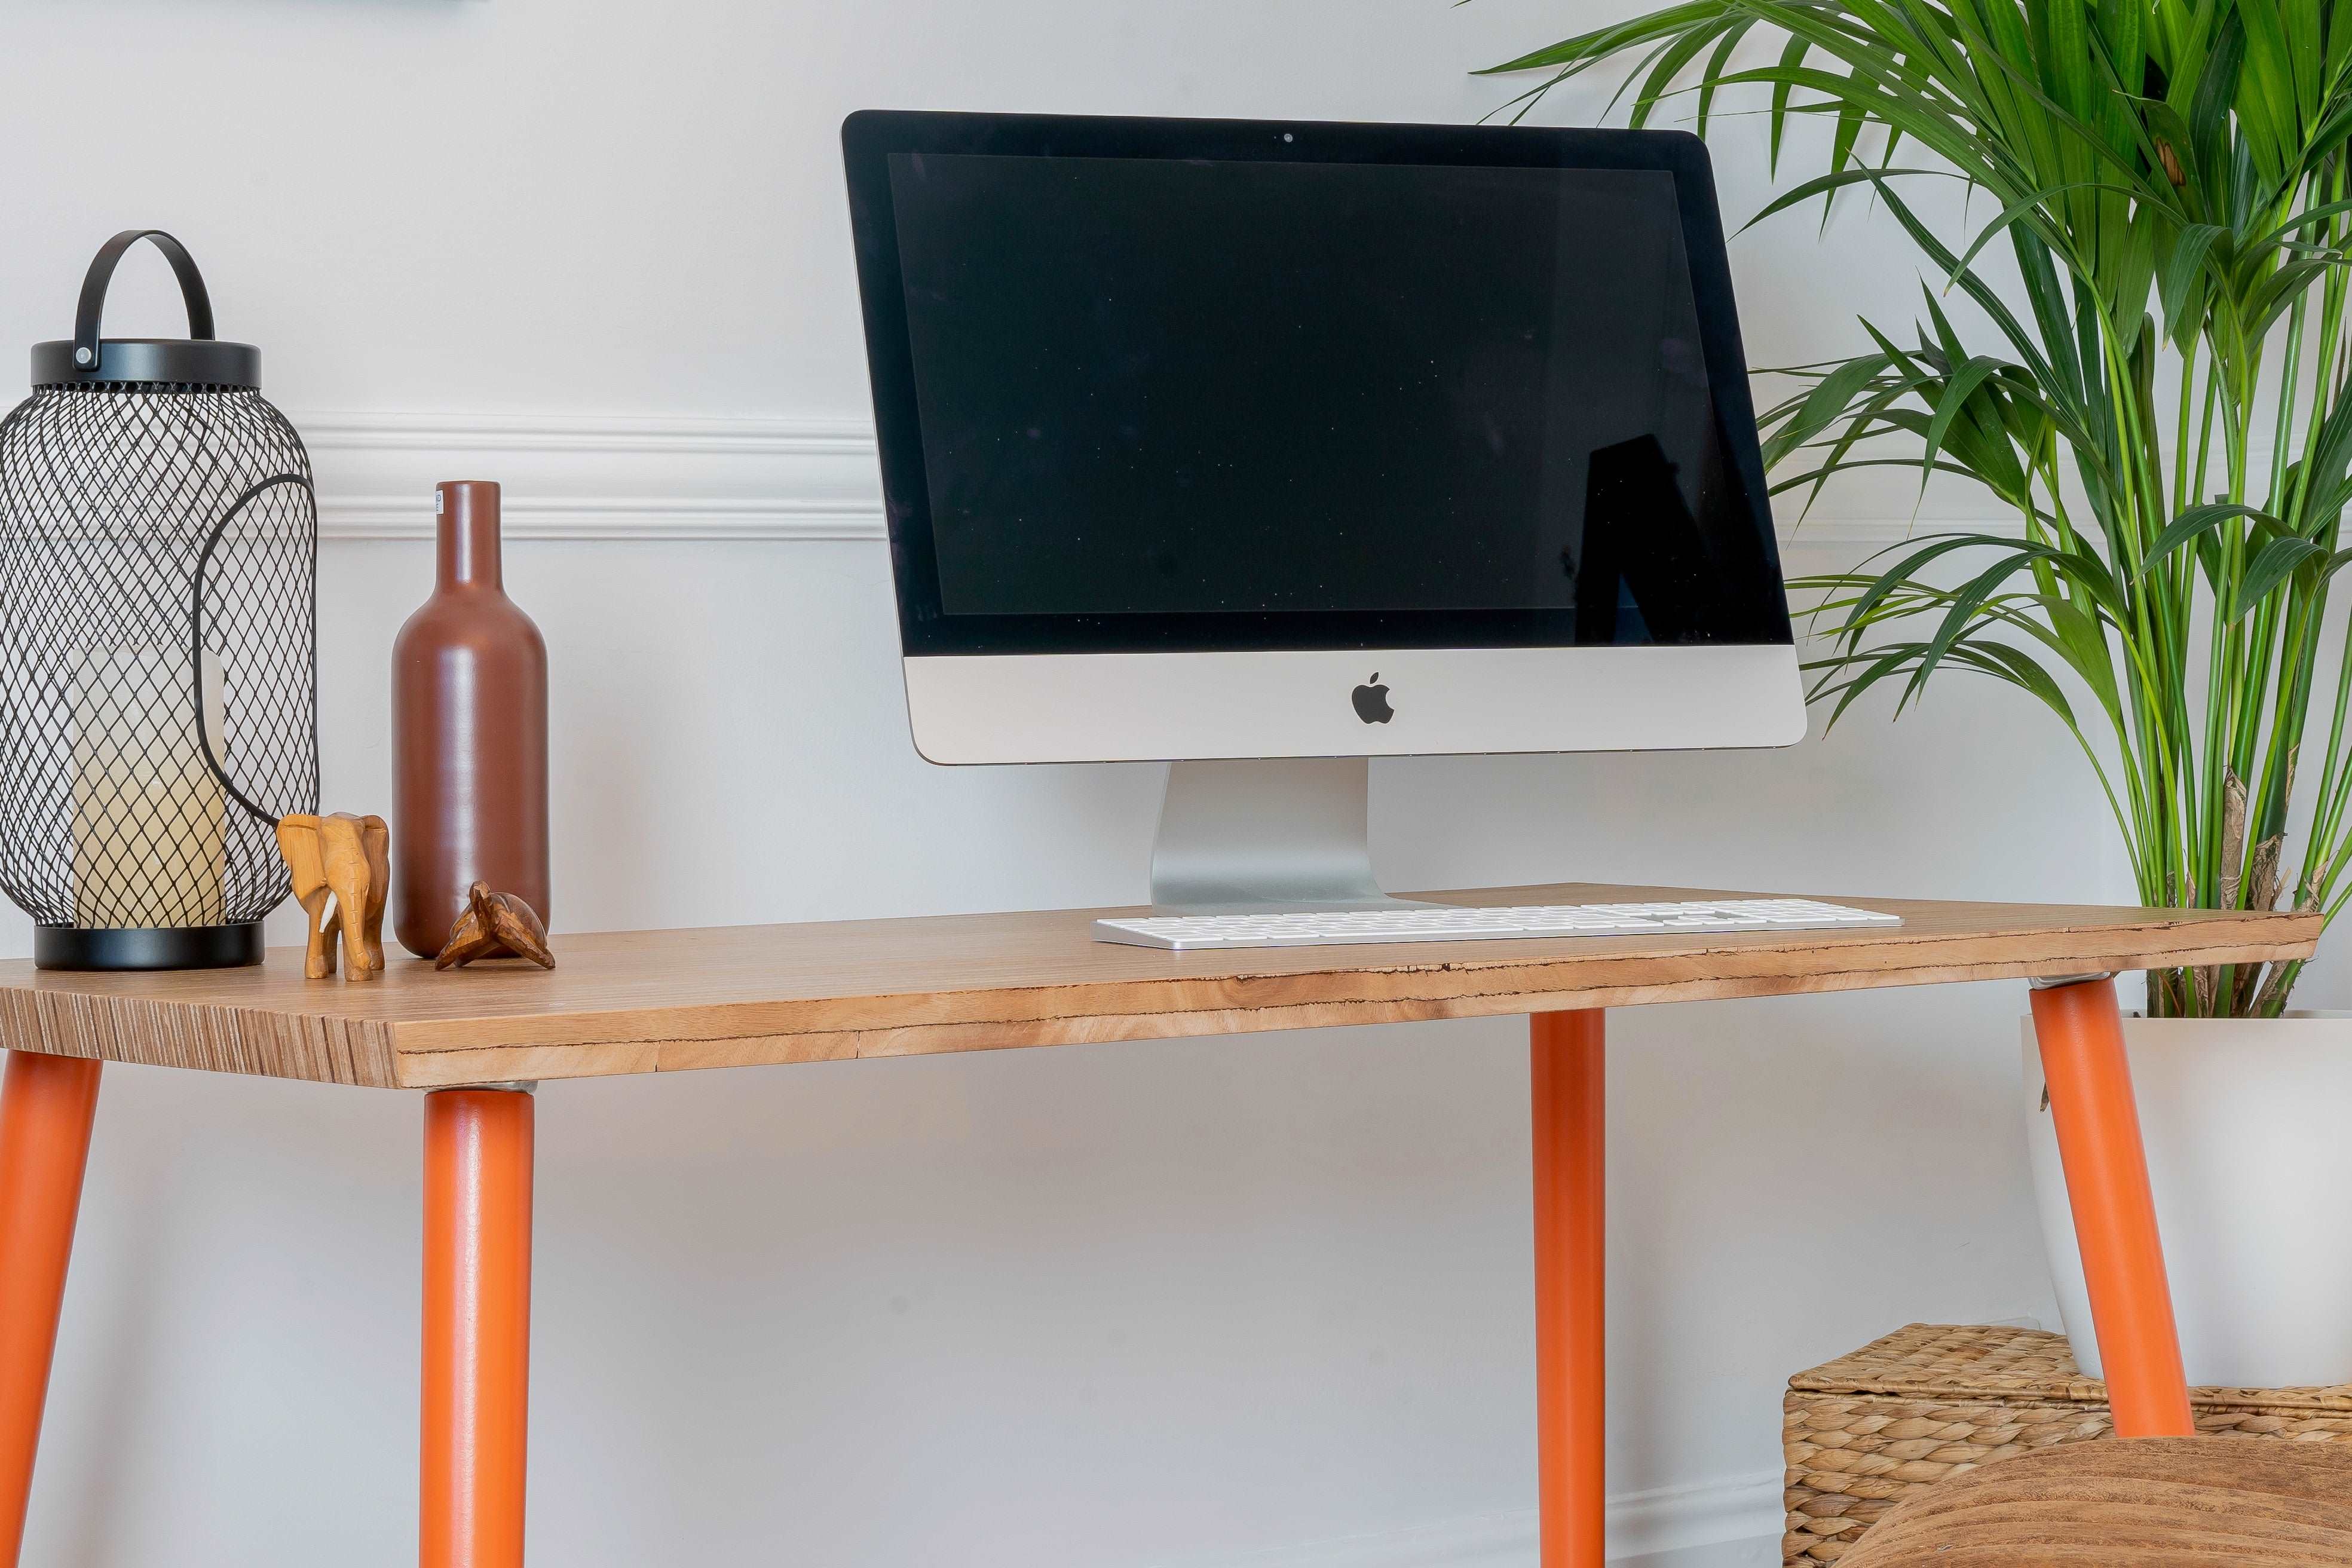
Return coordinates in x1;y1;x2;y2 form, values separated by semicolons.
435;881;556;970
276;813;391;981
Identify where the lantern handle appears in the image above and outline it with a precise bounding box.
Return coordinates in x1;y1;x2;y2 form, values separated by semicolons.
72;231;217;373
191;472;319;828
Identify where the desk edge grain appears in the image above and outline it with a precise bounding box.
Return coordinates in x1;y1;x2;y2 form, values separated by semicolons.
0;901;2320;1090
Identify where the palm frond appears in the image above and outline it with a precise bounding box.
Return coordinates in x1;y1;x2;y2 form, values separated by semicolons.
1488;0;2352;1016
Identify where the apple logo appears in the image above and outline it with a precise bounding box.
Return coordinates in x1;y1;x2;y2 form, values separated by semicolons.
1351;672;1394;724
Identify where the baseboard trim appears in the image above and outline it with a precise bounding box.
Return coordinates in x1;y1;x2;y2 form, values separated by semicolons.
1167;1471;1784;1567
291;408;2004;549
1610;1470;1784;1561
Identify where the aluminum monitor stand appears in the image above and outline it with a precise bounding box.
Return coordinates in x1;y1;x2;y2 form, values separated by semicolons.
1147;757;1428;912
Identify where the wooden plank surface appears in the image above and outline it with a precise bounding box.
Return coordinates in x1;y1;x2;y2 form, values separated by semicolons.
1836;1438;2352;1568
0;884;2320;1089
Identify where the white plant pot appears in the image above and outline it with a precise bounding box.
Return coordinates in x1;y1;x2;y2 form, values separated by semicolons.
2023;1011;2352;1389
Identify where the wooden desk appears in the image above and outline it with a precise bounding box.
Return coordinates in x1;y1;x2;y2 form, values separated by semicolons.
0;884;2320;1568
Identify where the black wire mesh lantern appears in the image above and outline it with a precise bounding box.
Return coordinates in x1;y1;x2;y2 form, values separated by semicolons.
0;231;319;969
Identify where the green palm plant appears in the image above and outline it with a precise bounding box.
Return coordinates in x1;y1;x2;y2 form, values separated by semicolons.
1487;0;2352;1016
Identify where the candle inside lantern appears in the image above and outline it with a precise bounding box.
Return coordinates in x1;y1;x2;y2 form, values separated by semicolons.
69;647;228;929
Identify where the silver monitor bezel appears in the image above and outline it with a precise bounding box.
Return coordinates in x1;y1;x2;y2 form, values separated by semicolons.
843;110;1806;764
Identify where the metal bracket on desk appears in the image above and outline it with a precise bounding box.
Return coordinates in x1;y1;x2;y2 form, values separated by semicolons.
2028;973;2115;991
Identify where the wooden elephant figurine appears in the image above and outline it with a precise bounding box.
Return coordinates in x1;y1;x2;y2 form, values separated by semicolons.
275;813;390;980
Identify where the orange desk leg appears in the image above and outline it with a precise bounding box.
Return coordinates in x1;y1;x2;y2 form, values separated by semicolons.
2029;977;2193;1438
0;1051;102;1568
421;1086;535;1568
1531;1010;1605;1568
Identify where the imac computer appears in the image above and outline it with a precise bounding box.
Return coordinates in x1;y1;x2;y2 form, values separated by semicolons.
843;112;1870;948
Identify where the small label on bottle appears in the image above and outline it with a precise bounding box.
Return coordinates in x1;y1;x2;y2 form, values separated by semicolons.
435;488;445;516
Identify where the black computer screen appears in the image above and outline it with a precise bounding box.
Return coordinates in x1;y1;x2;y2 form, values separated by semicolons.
846;115;1792;654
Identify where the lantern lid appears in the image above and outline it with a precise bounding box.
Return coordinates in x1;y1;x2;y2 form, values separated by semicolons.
29;230;261;391
32;337;259;390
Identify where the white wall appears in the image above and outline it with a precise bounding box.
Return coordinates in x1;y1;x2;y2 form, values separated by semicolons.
0;1;2277;1564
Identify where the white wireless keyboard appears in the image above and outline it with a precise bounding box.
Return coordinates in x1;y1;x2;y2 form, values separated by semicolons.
1092;898;1902;951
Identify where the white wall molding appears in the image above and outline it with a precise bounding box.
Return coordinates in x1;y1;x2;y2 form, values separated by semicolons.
295;409;2002;549
318;492;886;543
1178;1472;1783;1568
302;410;878;457
297;411;888;541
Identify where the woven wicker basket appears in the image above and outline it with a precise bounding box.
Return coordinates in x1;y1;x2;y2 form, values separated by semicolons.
1784;1323;2352;1566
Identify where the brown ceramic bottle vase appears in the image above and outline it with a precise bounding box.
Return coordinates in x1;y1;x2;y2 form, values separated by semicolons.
392;480;550;959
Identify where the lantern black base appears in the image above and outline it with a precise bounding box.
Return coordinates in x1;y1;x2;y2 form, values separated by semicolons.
35;922;264;971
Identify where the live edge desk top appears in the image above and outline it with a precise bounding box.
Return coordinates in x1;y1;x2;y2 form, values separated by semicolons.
0;883;2319;1092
